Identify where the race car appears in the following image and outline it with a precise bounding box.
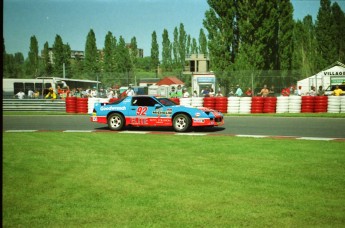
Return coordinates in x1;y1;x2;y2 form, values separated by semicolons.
90;95;224;132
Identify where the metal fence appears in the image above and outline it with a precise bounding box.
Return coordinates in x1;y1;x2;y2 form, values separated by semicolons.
3;99;66;112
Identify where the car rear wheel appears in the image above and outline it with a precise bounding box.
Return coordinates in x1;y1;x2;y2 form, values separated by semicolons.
108;113;124;131
173;114;191;132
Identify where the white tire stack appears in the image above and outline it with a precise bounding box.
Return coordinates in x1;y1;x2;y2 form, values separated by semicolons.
341;96;345;113
227;97;240;114
276;96;289;113
288;96;302;113
327;96;341;113
239;97;252;114
88;98;100;114
191;97;204;108
179;98;192;107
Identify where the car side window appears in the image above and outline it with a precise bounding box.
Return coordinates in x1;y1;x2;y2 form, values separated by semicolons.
132;97;158;107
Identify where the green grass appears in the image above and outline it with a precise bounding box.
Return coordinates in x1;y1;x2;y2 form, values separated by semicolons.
3;132;345;227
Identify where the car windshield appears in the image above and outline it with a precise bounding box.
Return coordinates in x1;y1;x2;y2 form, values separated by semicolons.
157;98;178;106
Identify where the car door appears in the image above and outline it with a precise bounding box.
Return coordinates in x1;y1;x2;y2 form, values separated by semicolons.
127;97;172;126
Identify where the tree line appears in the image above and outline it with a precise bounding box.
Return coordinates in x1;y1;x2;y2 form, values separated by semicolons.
3;0;345;91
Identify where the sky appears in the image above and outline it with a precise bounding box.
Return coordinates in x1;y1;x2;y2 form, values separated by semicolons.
3;0;345;58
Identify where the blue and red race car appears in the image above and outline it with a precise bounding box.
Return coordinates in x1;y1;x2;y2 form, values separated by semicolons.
90;95;224;132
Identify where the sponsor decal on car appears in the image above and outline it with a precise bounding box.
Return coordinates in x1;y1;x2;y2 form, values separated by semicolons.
100;106;126;111
153;108;173;115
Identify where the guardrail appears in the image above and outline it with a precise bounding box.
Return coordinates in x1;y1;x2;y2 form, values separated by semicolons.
3;99;66;111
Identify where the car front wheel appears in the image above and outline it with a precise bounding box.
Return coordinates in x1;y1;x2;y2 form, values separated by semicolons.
173;114;191;132
108;113;125;131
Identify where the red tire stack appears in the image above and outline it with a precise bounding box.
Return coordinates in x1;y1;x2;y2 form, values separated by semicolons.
215;97;228;113
76;98;88;113
314;96;328;113
203;97;216;110
301;96;315;113
170;98;180;105
251;97;264;113
263;97;277;113
65;96;77;113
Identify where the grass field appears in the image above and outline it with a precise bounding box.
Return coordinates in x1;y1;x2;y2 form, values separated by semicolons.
3;132;345;227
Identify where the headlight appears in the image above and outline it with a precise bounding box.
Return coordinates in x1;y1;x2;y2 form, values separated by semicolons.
195;112;201;117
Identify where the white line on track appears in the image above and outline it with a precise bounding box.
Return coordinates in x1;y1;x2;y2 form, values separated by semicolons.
236;135;268;138
119;131;150;134
63;130;94;133
175;133;208;136
5;130;38;133
297;137;338;141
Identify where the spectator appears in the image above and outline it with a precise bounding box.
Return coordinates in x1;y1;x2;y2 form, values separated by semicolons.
126;85;135;96
228;86;235;97
28;89;34;98
201;87;210;97
269;85;275;97
258;84;269;97
216;90;223;97
308;86;317;96
45;87;57;100
281;87;290;96
183;88;190;98
193;90;198;97
169;86;177;98
235;85;243;97
333;85;343;96
245;87;252;97
33;90;40;99
90;88;98;98
297;86;303;96
107;88;114;98
318;86;325;96
209;88;215;97
15;90;25;99
176;85;183;98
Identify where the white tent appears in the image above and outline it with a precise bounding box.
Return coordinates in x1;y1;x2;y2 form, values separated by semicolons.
297;61;345;94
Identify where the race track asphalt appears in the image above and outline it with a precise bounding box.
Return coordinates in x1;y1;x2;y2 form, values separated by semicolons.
3;115;345;139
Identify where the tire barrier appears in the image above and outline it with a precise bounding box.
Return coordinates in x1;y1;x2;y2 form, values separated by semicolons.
76;98;88;113
341;97;345;113
88;98;100;114
263;97;277;113
327;96;341;113
288;96;301;113
203;97;216;110
215;97;228;113
314;96;328;113
251;96;264;113
179;98;192;107
65;96;77;113
301;96;315;113
227;97;240;114
191;97;204;108
276;96;289;113
239;97;252;114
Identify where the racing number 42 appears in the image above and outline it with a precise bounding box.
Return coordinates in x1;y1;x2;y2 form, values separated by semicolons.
136;106;148;116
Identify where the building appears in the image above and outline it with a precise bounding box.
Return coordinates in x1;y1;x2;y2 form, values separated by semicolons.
183;53;210;74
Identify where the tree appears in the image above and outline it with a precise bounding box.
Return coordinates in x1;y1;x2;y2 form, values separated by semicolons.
27;35;39;76
178;23;187;70
115;36;132;85
173;27;179;67
331;2;345;63
84;29;99;77
52;34;66;76
161;29;172;71
42;42;53;75
103;31;116;73
315;0;336;69
130;36;138;68
199;28;208;55
150;31;159;71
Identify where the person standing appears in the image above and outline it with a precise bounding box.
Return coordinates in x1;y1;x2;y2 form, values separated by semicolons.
258;85;269;97
182;88;190;98
235;85;243;97
333;85;343;96
126;85;135;96
318;86;325;96
15;90;25;99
